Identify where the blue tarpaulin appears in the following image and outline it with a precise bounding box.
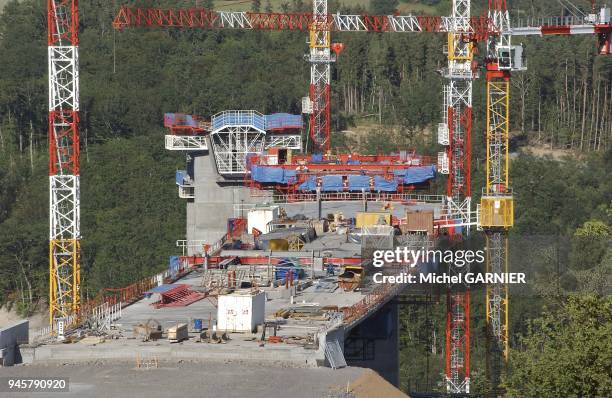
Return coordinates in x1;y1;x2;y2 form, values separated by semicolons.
348;175;370;191
275;259;304;281
404;165;436;184
274;267;304;281
251;166;297;184
145;284;181;296
211;111;302;132
374;176;398;192
299;176;317;191
265;113;303;130
169;256;180;278
322;175;343;192
176;170;187;185
251;166;284;183
283;169;297;184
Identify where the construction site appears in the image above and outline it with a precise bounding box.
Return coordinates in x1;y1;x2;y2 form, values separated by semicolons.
0;0;610;397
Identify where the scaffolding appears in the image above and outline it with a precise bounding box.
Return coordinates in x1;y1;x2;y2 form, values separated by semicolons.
210;111;267;175
165;135;209;151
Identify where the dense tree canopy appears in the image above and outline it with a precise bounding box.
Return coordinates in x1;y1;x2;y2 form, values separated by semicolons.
506;295;612;398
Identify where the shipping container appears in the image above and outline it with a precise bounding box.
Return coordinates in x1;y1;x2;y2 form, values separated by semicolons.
217;292;266;333
247;206;279;234
405;210;434;235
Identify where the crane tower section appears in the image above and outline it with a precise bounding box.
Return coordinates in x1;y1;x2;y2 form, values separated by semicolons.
482;0;518;390
47;0;81;326
443;0;474;394
307;0;333;153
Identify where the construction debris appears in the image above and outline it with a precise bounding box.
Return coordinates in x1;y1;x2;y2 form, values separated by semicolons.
337;266;364;291
132;319;162;342
167;323;189;343
274;305;339;320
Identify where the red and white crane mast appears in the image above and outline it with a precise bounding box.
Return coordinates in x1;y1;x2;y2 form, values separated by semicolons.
47;0;81;327
307;0;333;153
442;0;475;394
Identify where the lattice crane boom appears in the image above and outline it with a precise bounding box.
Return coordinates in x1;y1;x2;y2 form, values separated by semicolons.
112;6;491;33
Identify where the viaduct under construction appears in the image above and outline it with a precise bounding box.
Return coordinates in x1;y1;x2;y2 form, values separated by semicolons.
27;0;610;396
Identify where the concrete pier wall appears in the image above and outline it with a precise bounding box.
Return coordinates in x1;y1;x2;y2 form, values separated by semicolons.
343;302;400;386
0;320;28;366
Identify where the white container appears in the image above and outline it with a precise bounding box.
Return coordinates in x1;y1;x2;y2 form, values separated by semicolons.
217;292;265;333
247;206;279;234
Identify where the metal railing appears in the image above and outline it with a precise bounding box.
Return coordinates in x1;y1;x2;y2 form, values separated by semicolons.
270;191;445;204
165;135;208;151
178;185;195;199
211;110;266;131
176;234;229;257
512;15;587;28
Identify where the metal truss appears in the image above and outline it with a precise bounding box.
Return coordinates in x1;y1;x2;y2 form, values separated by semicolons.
165;135;208;150
48;47;79;111
485;232;508;351
443;79;473;206
486;80;509;193
485;232;509;389
483;5;513;391
48;0;80;327
210;125;266;175
308;0;332;153
264;134;301;150
510;7;611;54
446;290;470;394
444;1;474;394
113;6;493;35
438;197;478;230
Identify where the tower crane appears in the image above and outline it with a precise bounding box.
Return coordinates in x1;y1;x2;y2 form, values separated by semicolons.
441;0;476;392
480;1;610;394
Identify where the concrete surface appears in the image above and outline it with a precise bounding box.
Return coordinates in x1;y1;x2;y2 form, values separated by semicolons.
0;362;369;398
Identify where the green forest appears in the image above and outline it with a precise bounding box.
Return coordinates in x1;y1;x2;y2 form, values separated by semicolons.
0;0;610;396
